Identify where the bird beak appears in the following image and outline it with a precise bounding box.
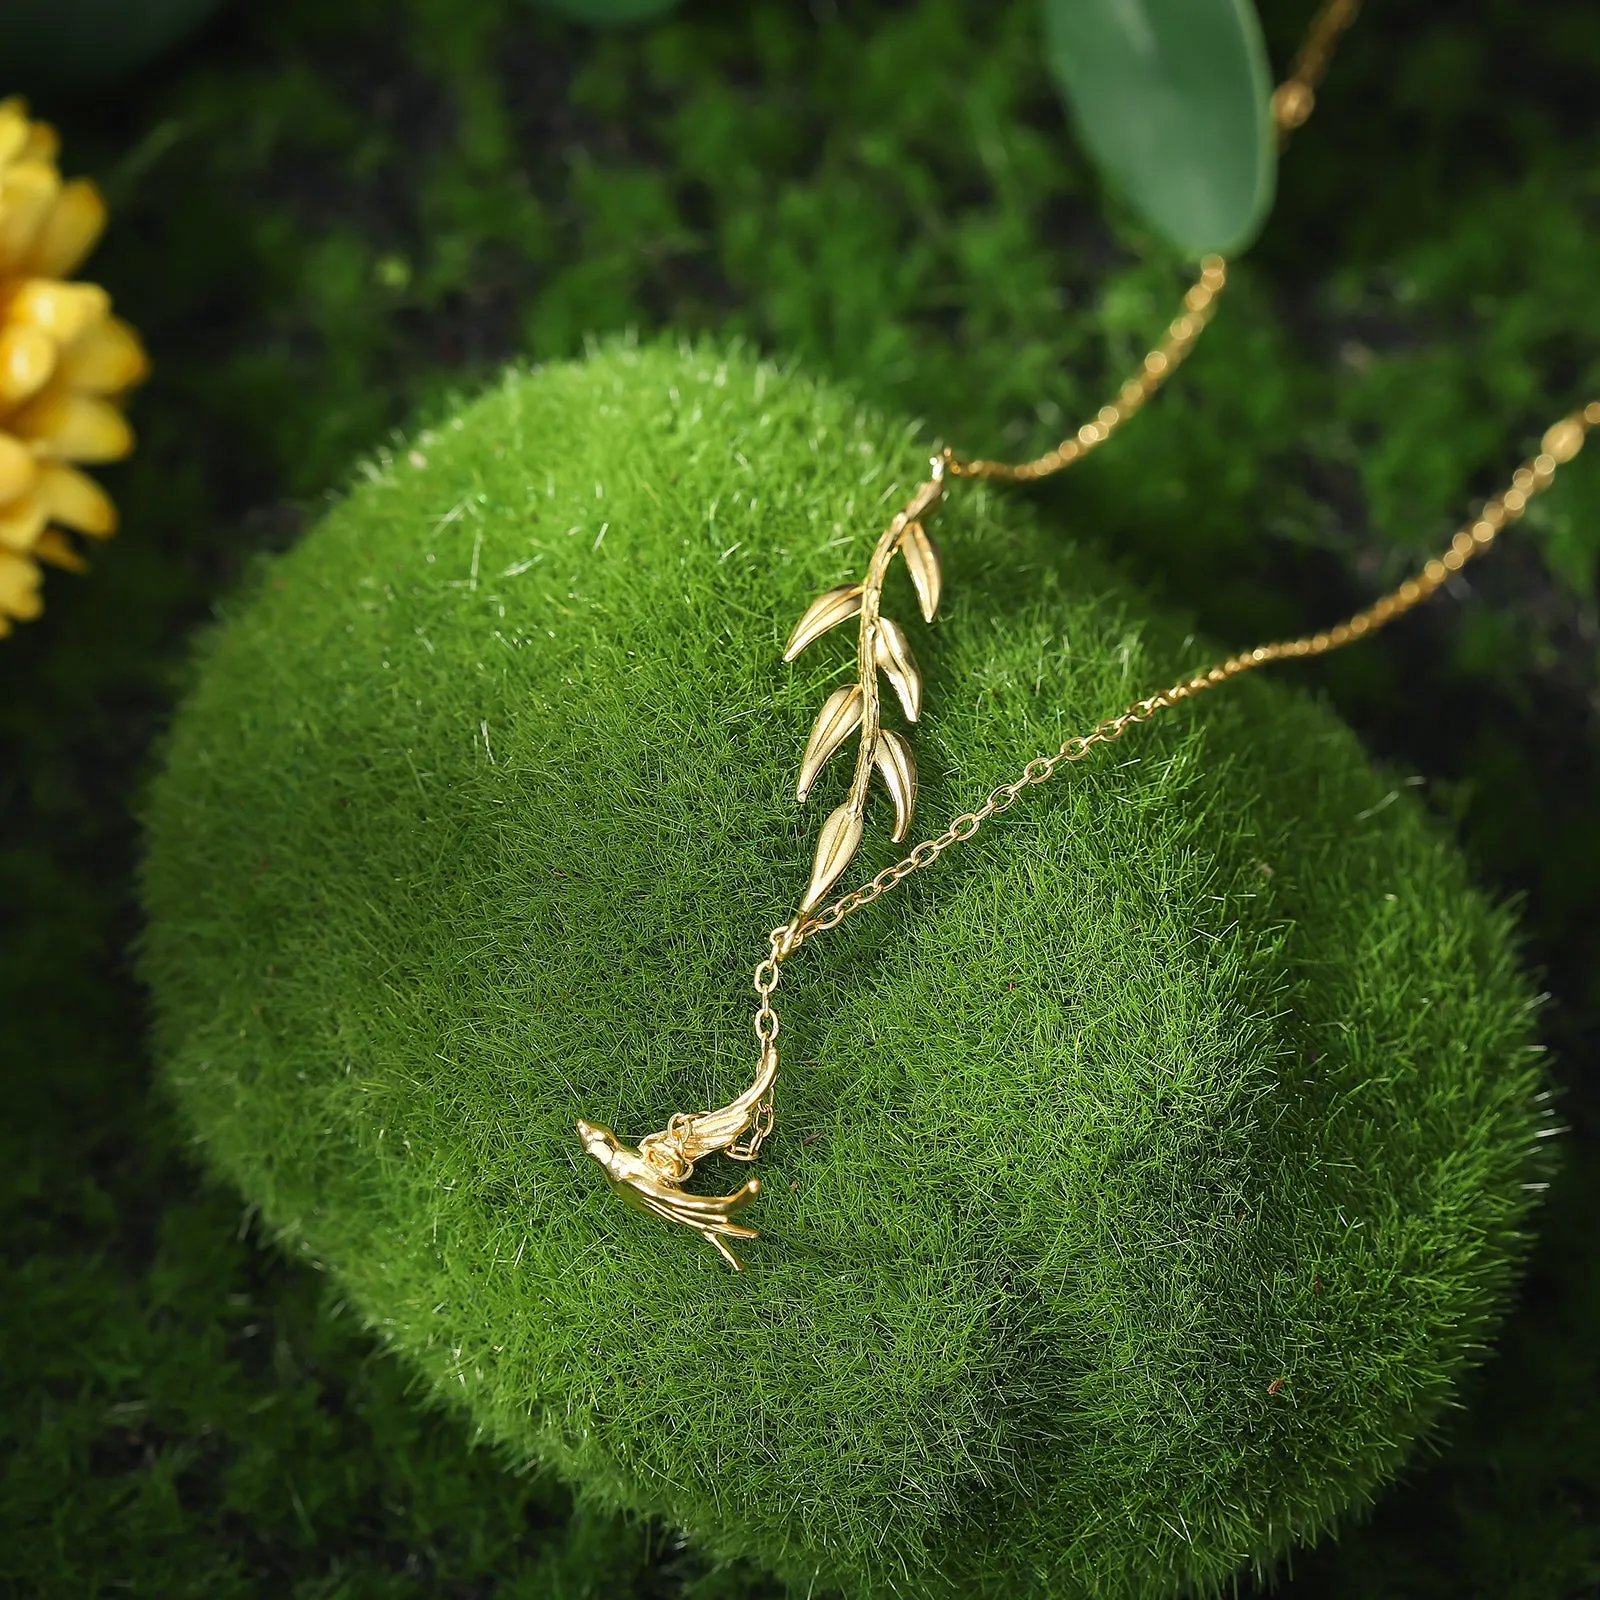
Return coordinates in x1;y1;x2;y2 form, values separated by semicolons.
575;1119;613;1163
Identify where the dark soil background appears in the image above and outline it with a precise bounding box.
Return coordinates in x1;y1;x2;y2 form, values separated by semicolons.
2;0;1598;1594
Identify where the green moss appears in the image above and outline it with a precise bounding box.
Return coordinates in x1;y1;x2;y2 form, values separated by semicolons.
142;342;1549;1599
10;2;1594;1590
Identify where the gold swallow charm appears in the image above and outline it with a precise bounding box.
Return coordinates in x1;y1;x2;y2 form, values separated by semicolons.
576;1040;778;1269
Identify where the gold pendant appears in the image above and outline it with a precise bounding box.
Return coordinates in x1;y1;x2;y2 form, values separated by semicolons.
576;461;950;1268
576;1042;777;1270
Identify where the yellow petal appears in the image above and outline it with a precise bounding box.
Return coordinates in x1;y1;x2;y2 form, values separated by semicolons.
35;463;116;537
4;279;111;345
0;100;29;169
25;180;107;279
33;526;88;573
0;492;46;552
0;548;44;622
11;394;133;462
19;120;60;165
0;323;58;405
55;315;148;393
0;431;35;503
0;162;62;274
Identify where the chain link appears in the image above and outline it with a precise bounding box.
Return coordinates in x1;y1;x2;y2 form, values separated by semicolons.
753;942;782;1044
733;941;786;1160
945;257;1228;485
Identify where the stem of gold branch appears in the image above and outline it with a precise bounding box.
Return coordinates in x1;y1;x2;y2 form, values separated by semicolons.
785;465;945;918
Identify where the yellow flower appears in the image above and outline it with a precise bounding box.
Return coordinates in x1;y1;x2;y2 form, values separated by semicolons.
1;95;147;637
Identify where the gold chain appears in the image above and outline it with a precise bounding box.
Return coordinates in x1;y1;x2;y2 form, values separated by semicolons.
946;256;1228;484
1273;0;1362;137
751;0;1367;1056
774;405;1599;972
946;0;1359;488
575;0;1595;1271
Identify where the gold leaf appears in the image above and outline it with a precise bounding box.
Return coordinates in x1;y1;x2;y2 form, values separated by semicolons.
873;729;917;842
799;801;864;915
903;474;945;523
783;583;865;661
900;519;942;622
796;683;864;801
873;616;921;722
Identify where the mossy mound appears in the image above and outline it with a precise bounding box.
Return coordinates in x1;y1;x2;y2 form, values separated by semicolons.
141;342;1546;1600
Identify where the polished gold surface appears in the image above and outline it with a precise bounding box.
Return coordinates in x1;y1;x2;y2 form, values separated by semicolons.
575;1041;778;1270
574;1;1593;1272
786;463;945;914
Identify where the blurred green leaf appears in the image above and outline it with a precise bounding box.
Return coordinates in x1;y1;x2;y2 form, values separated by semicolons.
0;0;228;96
1043;0;1276;256
533;0;680;24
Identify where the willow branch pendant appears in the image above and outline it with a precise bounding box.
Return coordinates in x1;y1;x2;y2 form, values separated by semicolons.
570;255;1224;1272
788;460;944;910
574;460;949;1269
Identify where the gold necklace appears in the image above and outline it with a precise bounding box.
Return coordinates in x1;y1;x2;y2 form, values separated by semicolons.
575;1;1598;1269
